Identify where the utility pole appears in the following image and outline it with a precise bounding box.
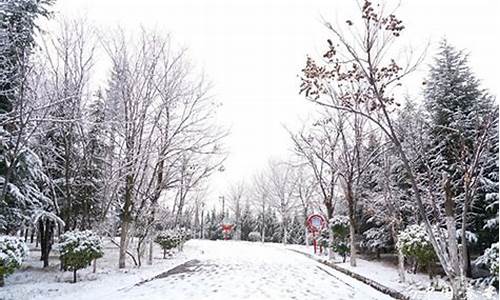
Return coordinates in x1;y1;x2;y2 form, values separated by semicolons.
200;202;205;239
219;196;225;218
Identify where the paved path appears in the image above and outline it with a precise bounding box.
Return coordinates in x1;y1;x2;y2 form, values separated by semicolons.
114;240;395;300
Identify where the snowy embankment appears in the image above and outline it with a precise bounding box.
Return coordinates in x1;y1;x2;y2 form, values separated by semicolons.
0;238;194;300
282;244;498;300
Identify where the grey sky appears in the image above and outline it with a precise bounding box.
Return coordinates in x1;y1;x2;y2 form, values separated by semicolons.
55;0;499;202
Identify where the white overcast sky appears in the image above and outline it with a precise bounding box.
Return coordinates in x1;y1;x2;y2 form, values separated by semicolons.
55;0;499;202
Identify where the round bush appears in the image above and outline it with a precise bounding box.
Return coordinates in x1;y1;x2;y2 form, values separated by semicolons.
397;224;436;267
155;230;182;258
329;216;349;237
248;231;261;242
0;236;28;286
476;242;499;286
329;216;350;261
56;230;103;283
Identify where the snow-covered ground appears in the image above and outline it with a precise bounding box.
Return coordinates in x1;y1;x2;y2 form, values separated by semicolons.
283;244;498;300
1;239;396;300
0;239;192;300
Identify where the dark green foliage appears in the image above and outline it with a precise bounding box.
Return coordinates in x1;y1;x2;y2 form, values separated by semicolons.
56;230;103;283
0;236;28;286
397;224;437;272
330;216;350;261
423;40;499;259
206;209;223;240
239;204;256;241
0;0;55;234
154;230;182;258
286;215;305;245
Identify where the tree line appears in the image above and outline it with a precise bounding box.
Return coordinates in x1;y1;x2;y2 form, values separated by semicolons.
0;0;226;270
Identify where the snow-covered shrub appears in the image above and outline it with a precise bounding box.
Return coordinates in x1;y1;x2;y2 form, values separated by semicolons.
316;227;330;250
475;242;499;287
397;224;436;271
248;231;261;242
155;230;182;258
56;230;103;283
361;227;392;255
329;216;350;261
178;228;192;241
329;216;349;234
0;236;28;286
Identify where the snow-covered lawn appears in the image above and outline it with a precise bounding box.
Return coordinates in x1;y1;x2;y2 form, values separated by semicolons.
0;239;192;300
1;239;397;300
283;244;498;300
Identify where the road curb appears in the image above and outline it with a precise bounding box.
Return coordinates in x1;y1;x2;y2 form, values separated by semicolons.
288;249;410;300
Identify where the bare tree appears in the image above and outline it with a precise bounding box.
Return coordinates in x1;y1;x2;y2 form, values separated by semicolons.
291;164;318;246
226;180;246;240
266;160;299;245
288;115;340;222
288;114;340;257
35;18;97;231
251;171;269;243
299;1;469;297
103;28;225;268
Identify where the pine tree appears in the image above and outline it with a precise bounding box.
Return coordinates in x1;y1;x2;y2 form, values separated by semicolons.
239;202;256;241
423;40;498;277
78;91;108;229
286;214;305;245
0;0;55;233
257;206;281;243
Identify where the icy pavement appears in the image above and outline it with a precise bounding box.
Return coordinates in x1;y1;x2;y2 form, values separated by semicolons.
108;240;394;300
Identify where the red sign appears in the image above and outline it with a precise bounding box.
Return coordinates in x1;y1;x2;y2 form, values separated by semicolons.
307;214;326;233
222;224;233;233
306;214;326;254
221;224;233;240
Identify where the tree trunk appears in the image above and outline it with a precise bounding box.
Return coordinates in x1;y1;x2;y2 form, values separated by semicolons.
118;171;134;269
0;273;4;287
391;223;405;282
148;239;153;265
118;219;130;269
444;176;467;300
305;227;309;247
328;228;334;260
427;261;434;280
93;259;97;273
460;217;472;278
282;224;288;245
39;219;53;268
261;202;265;243
346;183;357;267
73;269;77;283
200;210;204;239
349;218;356;267
397;245;406;282
464;245;472;278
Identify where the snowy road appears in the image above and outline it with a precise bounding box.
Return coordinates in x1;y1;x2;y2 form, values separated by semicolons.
111;240;395;300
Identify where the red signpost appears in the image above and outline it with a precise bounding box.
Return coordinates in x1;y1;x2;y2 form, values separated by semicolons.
221;224;233;240
306;214;326;254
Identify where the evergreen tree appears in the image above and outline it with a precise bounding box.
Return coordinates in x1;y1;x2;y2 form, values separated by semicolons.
423;40;498;277
0;0;55;233
78;91;109;229
206;208;223;240
239;203;256;241
257;206;281;243
286;214;305;245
